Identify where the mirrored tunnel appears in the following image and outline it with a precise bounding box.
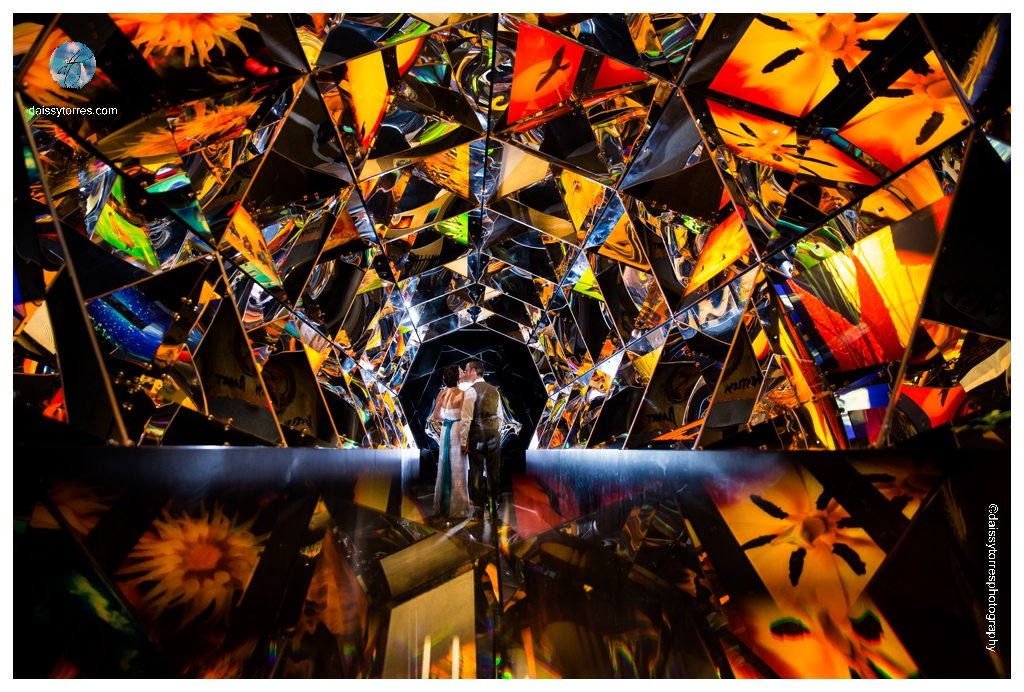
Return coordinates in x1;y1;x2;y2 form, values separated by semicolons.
11;10;1011;681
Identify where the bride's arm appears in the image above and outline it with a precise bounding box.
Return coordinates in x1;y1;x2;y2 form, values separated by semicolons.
429;391;444;422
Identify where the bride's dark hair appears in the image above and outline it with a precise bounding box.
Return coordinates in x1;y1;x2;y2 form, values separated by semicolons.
442;365;460;388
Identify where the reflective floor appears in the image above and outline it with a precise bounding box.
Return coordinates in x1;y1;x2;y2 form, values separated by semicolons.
15;443;1008;678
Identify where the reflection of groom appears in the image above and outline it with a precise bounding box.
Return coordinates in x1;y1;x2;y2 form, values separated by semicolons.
459;360;502;515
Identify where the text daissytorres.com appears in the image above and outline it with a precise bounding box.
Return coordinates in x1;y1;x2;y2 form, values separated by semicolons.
26;105;118;117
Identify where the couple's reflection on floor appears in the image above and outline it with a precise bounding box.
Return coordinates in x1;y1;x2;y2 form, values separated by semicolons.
423;488;507;549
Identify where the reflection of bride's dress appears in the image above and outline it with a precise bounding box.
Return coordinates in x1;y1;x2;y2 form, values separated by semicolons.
434;406;471;518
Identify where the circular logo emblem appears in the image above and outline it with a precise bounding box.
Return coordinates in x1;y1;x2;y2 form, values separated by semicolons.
49;41;96;89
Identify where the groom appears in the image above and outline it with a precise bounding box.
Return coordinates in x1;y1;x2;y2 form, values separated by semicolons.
459;360;502;515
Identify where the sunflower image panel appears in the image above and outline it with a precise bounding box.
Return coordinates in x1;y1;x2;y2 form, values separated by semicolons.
102;487;291;677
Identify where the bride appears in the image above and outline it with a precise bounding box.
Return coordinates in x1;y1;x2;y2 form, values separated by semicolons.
428;365;471;519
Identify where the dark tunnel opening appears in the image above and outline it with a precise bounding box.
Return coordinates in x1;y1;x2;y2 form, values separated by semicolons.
397;327;548;487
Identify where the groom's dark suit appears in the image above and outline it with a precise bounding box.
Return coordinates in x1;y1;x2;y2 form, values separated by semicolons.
460;378;502;510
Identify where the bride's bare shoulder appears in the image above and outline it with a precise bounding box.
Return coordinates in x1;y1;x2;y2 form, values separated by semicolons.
441;387;463;407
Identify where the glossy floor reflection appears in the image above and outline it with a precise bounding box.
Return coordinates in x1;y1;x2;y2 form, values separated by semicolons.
15;444;1008;678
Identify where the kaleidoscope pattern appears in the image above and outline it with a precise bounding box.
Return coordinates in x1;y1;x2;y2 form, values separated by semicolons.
14;13;1010;451
12;13;1012;681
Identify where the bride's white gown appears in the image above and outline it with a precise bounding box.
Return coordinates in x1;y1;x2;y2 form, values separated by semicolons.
433;404;472;518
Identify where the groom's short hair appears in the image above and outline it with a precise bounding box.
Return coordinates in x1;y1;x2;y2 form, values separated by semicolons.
466;360;485;377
